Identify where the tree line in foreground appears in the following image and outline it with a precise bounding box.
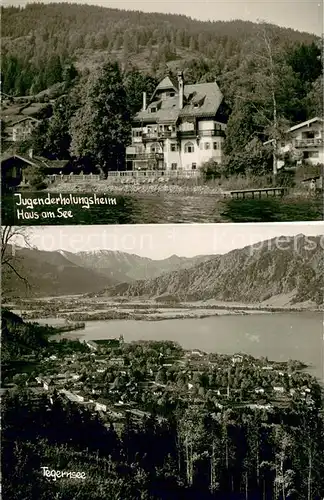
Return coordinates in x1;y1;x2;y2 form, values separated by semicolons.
2;388;324;499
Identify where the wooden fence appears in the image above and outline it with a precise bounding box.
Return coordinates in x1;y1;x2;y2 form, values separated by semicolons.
47;174;100;182
48;170;201;182
106;170;201;179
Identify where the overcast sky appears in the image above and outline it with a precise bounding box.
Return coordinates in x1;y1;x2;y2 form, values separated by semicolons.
11;222;324;259
3;0;323;36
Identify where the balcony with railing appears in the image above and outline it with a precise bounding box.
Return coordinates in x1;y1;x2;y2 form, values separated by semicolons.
139;129;226;141
178;129;225;138
142;130;177;140
293;137;323;148
126;152;164;161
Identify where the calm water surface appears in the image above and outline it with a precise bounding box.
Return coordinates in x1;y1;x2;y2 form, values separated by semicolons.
36;312;323;380
3;193;322;224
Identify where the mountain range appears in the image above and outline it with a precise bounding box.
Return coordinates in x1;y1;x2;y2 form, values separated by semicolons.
59;250;214;281
3;234;323;305
93;235;324;306
2;246;214;298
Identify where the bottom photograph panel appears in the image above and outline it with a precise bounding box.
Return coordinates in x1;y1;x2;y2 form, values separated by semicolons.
2;222;324;500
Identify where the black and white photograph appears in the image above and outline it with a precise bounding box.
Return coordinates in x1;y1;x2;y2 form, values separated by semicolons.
1;222;324;498
1;0;323;223
1;0;324;499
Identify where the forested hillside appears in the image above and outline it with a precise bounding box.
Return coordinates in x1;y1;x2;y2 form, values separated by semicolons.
2;3;321;100
1;309;50;361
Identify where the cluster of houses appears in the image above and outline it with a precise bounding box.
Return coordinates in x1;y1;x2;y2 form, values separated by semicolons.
1;73;323;188
22;346;315;427
2;344;317;427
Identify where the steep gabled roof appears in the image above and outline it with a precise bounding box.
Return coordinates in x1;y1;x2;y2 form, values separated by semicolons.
0;153;37;166
0;153;69;170
288;117;323;132
134;78;224;124
11;116;41;126
180;82;223;118
151;75;179;97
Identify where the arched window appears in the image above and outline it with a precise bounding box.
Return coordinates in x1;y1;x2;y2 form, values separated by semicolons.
150;143;159;153
184;141;194;153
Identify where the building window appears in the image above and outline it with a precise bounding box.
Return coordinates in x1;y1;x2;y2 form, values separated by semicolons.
302;131;315;139
150;145;156;153
184;142;194;153
204;142;210;150
192;163;197;170
213;142;218;150
151;107;156;113
171;163;177;170
170;143;177;152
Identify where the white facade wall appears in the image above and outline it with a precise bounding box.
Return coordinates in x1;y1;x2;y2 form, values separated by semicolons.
129;118;227;170
179;120;195;132
164;139;181;169
197;120;215;131
12;121;35;142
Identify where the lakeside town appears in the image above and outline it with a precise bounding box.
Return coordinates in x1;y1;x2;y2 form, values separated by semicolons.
2;306;324;498
2;318;319;427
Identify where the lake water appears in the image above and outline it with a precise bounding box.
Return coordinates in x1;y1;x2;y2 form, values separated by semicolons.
3;193;322;224
38;312;323;380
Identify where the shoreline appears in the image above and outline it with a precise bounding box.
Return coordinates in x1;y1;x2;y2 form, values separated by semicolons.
24;309;268;323
18;306;322;324
41;180;319;198
46;181;225;196
7;299;322;317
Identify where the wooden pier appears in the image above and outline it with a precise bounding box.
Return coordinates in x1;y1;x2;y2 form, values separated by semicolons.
224;187;288;199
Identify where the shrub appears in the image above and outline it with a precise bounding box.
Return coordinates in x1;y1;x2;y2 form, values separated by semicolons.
224;146;273;177
200;159;223;180
276;169;296;187
24;165;47;190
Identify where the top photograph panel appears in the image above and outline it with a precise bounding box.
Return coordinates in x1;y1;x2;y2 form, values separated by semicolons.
1;2;323;225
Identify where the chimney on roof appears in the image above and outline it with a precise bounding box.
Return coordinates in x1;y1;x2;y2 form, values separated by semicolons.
142;92;147;111
177;71;184;109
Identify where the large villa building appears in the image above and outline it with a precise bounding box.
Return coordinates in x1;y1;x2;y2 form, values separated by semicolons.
126;72;227;172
